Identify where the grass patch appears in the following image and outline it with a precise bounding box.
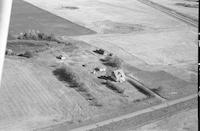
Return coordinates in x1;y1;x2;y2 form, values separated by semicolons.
7;40;50;55
103;80;124;94
63;43;79;53
101;56;122;68
7;34;16;40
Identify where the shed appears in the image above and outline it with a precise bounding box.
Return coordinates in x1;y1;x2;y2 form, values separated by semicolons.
111;69;126;83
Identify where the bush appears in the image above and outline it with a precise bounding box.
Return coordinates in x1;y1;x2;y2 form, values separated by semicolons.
53;66;85;89
17;30;59;42
105;80;124;94
5;49;14;55
46;33;56;41
102;56;122;68
93;48;105;55
53;66;103;107
175;3;198;8
18;51;34;58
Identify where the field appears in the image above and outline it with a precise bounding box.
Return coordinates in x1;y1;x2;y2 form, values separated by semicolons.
2;39;164;130
0;0;198;130
135;108;198;131
1;37;197;130
8;0;95;37
150;0;198;20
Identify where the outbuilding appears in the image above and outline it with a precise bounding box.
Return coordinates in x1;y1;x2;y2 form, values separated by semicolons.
111;69;126;83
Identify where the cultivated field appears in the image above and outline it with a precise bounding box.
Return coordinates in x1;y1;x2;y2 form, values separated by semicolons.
0;0;198;130
9;0;95;37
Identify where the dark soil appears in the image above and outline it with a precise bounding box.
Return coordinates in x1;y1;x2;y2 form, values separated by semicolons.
9;0;95;36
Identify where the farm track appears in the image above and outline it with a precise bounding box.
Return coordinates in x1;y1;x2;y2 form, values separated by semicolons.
137;0;198;27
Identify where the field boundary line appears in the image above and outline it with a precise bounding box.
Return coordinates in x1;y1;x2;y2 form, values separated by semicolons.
137;0;198;27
